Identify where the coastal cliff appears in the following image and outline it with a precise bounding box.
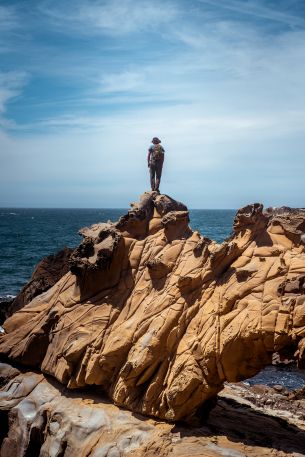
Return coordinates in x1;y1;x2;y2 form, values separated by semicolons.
1;191;305;455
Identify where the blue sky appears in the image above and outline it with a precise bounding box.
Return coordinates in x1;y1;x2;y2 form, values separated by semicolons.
0;0;305;208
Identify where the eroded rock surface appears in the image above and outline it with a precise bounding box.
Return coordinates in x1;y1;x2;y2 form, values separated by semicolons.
1;192;305;422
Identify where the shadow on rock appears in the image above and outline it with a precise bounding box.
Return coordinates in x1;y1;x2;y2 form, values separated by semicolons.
175;396;305;455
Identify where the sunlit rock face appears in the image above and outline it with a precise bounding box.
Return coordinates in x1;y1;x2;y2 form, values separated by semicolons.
1;191;305;421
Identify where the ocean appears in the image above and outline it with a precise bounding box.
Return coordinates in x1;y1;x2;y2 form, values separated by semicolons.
0;208;235;297
1;207;305;389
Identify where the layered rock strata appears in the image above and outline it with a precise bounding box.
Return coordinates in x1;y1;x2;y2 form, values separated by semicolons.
1;192;305;422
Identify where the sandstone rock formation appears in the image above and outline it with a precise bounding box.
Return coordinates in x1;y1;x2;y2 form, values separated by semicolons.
1;192;305;423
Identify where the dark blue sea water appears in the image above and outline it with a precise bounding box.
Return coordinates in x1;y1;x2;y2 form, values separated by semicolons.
248;365;305;390
0;208;235;297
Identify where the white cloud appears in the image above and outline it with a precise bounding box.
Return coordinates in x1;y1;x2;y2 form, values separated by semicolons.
39;0;180;36
1;0;305;208
0;71;28;115
100;71;144;93
0;4;21;53
1;106;304;209
17;104;305;146
0;5;19;32
197;0;305;28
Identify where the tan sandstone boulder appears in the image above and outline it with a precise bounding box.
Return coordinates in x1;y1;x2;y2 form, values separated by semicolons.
1;192;305;422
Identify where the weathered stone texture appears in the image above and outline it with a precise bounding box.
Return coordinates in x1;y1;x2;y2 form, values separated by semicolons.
1;192;305;422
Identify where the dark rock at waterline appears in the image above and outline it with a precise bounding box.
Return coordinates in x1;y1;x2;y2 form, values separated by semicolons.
1;247;73;323
0;299;14;326
222;381;305;421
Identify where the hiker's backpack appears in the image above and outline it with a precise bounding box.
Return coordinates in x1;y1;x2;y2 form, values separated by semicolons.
152;144;164;161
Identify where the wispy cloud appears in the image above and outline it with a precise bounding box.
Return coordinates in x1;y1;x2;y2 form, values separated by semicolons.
198;0;305;29
16;104;305;143
0;4;22;53
39;0;180;36
1;0;305;207
0;71;28;118
1;105;304;208
0;5;19;32
99;71;145;93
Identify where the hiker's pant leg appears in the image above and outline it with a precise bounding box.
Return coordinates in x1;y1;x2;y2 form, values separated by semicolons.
149;164;156;190
155;161;163;191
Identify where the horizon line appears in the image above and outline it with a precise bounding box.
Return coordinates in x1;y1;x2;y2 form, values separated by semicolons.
0;206;238;211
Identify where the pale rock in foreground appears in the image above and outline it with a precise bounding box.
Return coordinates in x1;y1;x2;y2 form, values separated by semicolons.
1;363;305;457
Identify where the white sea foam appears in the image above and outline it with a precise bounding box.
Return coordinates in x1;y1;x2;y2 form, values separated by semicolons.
0;294;16;302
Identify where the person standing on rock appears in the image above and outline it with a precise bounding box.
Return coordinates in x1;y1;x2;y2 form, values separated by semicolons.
147;137;165;192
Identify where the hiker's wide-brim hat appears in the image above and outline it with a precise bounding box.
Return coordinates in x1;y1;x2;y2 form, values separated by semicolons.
152;137;161;144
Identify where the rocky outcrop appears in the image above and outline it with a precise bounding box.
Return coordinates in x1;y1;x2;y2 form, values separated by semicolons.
1;192;305;423
0;247;73;324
